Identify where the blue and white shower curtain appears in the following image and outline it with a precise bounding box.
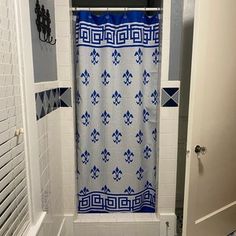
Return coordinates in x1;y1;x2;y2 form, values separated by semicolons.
75;11;160;213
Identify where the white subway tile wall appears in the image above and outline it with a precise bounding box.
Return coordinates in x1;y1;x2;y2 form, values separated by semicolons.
0;0;30;234
158;81;180;214
33;0;72;226
37;0;75;233
35;81;67;235
37;116;50;211
55;0;76;215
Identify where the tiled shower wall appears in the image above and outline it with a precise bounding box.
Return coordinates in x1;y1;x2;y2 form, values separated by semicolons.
55;0;76;216
35;84;65;236
33;0;75;233
35;83;73;215
28;0;73;234
159;82;180;215
28;0;60;224
35;84;72;214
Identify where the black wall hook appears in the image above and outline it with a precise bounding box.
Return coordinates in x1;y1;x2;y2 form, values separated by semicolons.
35;0;56;45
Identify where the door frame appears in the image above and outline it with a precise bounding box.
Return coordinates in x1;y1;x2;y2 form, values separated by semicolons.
182;0;203;234
14;0;45;229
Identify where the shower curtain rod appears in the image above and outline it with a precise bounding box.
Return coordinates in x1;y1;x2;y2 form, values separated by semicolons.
71;7;161;11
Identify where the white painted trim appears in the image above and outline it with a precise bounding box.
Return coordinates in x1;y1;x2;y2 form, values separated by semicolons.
68;2;78;216
34;81;60;93
161;80;181;88
156;0;177;217
23;212;46;236
195;201;236;224
14;0;43;224
182;0;199;235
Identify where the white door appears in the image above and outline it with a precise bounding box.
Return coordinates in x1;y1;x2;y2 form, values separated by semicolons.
183;0;236;236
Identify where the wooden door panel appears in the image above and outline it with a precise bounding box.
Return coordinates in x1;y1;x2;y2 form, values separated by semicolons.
183;0;236;235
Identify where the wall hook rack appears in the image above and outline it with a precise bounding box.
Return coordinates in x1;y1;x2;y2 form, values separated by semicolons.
35;0;56;45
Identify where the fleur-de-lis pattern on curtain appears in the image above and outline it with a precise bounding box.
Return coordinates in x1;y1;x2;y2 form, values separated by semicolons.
75;11;160;213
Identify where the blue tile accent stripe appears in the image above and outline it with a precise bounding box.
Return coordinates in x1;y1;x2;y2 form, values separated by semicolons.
35;87;72;120
161;87;179;107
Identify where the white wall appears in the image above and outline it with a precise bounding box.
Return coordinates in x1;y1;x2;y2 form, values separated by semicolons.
38;0;76;233
169;0;183;81
36;93;64;235
27;0;65;234
54;0;76;216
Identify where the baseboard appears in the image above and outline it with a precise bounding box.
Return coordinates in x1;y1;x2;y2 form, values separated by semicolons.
24;212;47;236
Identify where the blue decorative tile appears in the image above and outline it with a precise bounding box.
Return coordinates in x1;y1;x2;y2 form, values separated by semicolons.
161;87;179;107
163;88;178;96
35;93;42;120
46;90;52;113
35;87;72;120
60;87;72;107
40;105;46;119
52;88;60;110
35;92;45;120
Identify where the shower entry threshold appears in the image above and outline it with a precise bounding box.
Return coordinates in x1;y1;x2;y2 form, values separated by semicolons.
75;213;159;223
73;213;160;236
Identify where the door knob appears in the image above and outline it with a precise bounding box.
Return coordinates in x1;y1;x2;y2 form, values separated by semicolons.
195;145;207;155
